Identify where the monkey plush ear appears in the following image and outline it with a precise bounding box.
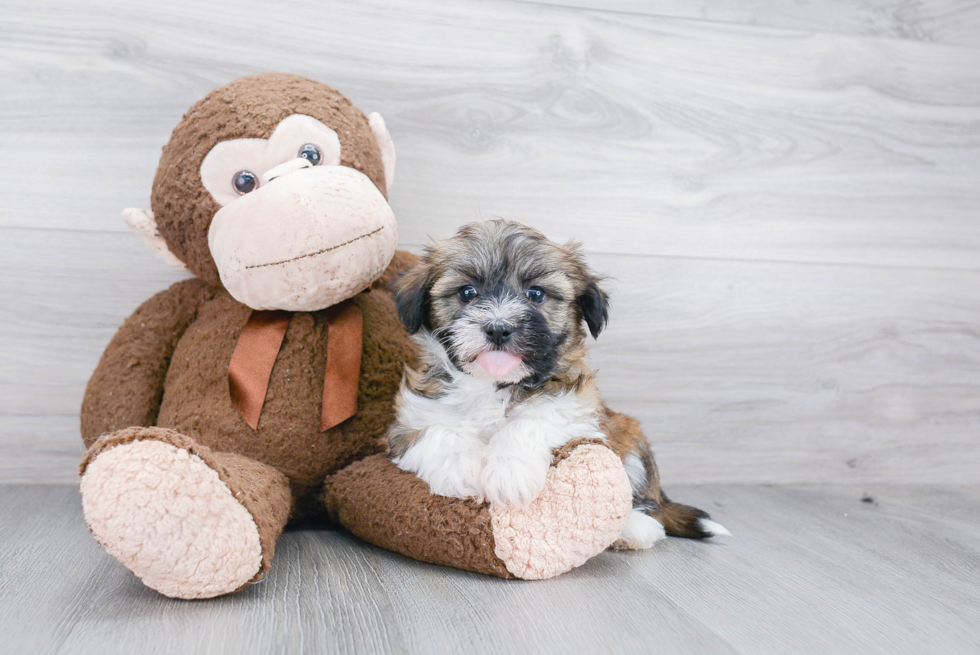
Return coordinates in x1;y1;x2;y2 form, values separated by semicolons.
393;266;431;334
122;208;187;270
368;112;396;192
577;278;610;339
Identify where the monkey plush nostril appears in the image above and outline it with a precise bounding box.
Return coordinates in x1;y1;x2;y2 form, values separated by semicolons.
261;157;313;185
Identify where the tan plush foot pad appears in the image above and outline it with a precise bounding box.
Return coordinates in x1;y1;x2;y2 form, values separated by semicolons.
80;440;262;599
490;444;633;580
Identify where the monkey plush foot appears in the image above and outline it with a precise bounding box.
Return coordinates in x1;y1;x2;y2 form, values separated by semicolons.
80;427;291;599
487;439;633;579
323;438;632;580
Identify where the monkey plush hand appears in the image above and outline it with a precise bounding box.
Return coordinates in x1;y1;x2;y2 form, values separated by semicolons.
79;73;632;599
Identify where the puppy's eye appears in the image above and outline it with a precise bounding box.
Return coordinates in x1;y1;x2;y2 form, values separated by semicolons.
232;170;259;195
458;285;478;303
298;143;322;165
525;286;546;304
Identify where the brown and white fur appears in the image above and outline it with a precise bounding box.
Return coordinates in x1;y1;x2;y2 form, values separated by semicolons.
389;220;727;548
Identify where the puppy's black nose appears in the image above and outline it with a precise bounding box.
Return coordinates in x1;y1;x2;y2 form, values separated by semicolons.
484;322;513;347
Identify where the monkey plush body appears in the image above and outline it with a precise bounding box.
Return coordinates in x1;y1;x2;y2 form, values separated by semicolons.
82;278;412;502
78;73;633;599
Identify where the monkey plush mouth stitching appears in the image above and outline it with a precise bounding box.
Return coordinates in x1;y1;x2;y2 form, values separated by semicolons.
246;225;386;270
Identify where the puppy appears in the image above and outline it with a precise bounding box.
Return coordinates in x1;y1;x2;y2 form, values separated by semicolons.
388;220;727;548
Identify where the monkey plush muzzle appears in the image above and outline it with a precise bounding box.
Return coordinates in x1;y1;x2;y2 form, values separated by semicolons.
208;164;398;312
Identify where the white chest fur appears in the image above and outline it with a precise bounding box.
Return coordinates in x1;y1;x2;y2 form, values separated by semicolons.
393;375;606;506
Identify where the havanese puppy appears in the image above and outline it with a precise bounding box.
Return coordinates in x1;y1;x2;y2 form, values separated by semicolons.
388;220;727;548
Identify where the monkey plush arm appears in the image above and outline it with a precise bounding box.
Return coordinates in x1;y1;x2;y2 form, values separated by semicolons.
80;278;216;446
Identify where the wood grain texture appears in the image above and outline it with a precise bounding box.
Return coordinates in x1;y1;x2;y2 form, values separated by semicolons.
593;253;980;485
1;0;979;484
1;0;979;268
2;484;978;655
527;0;980;47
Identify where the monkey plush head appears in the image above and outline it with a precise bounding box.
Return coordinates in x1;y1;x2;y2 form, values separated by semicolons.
126;73;398;311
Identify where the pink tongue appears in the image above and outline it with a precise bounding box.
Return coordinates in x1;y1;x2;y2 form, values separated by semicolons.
476;351;523;377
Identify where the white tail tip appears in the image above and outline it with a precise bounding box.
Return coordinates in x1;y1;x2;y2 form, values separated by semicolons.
699;519;731;537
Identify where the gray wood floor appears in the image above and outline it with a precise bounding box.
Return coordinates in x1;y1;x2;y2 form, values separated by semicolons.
2;484;979;655
2;0;979;486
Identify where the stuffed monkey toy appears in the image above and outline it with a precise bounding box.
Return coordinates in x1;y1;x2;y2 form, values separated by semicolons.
79;73;632;599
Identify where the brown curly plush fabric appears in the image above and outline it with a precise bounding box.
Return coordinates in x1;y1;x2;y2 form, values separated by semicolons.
324;454;515;578
82;276;416;499
324;441;633;580
81;279;217;440
150;72;387;285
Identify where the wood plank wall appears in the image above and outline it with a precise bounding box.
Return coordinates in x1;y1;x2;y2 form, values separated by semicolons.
1;0;978;483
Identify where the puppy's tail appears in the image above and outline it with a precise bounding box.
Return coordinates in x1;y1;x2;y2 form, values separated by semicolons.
656;494;730;539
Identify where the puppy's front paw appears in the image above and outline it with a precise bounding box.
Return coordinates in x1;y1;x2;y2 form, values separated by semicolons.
426;447;485;501
481;454;549;508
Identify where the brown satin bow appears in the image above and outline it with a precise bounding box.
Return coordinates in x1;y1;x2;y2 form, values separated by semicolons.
228;300;363;431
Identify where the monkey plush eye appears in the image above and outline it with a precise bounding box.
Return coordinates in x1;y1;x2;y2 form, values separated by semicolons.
525;286;546;304
298;143;323;165
458;285;478;303
232;170;259;195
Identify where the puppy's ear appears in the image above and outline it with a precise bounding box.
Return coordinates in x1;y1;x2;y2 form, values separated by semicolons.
394;265;432;334
578;277;610;339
